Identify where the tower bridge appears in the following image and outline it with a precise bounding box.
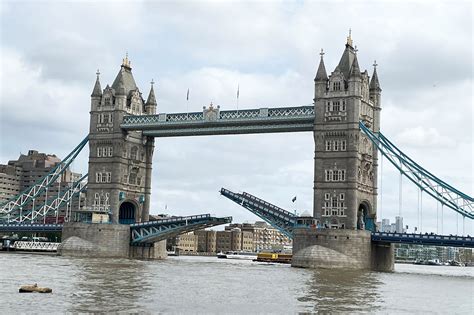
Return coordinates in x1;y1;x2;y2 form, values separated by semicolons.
0;34;472;268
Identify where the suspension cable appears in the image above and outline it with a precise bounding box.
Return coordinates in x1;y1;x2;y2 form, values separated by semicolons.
420;189;423;234
399;172;402;217
436;201;439;234
380;153;383;221
441;203;444;235
457;213;459;235
417;185;420;233
463;216;465;236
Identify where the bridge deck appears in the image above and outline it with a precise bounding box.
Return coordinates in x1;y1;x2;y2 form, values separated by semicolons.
0;224;63;232
371;232;473;248
131;214;232;244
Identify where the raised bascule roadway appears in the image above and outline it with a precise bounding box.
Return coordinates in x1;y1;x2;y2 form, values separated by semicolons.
0;35;472;268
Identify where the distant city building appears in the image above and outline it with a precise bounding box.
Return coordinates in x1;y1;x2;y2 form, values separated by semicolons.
216;228;242;252
226;221;292;251
195;230;217;253
189;221;292;253
167;232;198;253
378;217;406;233
0;150;82;222
0;164;21;203
394;244;472;263
395;216;403;233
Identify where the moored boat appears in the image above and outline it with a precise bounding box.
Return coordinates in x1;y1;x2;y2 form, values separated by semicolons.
217;251;257;260
254;252;292;264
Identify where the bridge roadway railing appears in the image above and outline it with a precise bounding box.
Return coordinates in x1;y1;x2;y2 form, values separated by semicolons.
0;223;63;232
130;214;232;245
220;188;295;239
121;105;315;137
13;241;60;252
371;232;474;248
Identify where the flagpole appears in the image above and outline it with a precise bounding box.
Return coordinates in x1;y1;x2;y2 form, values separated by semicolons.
296;196;298;216
236;84;239;114
186;88;190;118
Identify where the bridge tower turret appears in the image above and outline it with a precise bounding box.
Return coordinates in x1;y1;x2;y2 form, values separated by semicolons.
86;56;154;224
313;34;381;231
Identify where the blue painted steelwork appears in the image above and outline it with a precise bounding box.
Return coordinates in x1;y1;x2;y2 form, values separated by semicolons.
130;214;232;244
359;122;474;219
220;188;296;238
372;232;474;248
0;224;63;232
0;136;89;216
121;105;315;137
4;174;88;224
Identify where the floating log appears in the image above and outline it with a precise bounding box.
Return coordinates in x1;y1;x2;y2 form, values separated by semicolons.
19;283;52;293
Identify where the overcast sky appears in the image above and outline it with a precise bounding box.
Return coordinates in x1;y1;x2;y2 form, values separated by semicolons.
0;0;472;235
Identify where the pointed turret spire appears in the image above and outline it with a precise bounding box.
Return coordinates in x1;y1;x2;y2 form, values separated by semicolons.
349;53;361;78
146;79;157;106
91;69;102;97
112;54;137;96
346;28;353;47
314;49;328;81
335;34;356;79
369;61;381;91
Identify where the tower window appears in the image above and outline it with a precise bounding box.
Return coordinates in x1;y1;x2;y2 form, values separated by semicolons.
341;140;347;151
325;193;330;200
333;82;341;91
333;101;340;112
105;97;111;106
325;141;332;151
325;170;332;181
131;147;138;160
342;101;346;111
333;140;339;151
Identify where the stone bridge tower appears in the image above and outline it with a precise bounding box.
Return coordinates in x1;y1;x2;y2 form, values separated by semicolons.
313;34;382;231
87;56;156;224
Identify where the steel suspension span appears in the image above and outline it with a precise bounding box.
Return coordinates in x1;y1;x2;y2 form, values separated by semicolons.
360;122;474;220
0;136;89;216
220;188;296;238
6;174;88;224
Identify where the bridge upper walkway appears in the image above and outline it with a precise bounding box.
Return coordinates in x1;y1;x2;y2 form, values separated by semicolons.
121;105;315;137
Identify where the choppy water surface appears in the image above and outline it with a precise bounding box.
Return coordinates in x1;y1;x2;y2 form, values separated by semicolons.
0;253;472;313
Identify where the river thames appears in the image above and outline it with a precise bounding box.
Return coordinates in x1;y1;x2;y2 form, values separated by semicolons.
0;253;472;314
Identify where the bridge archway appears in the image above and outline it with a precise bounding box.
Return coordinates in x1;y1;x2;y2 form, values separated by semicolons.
119;201;137;224
358;201;374;232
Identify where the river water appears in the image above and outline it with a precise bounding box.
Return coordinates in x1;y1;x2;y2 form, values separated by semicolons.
0;253;472;314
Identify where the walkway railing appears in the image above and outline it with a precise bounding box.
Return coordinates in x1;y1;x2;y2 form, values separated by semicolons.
13;241;60;251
